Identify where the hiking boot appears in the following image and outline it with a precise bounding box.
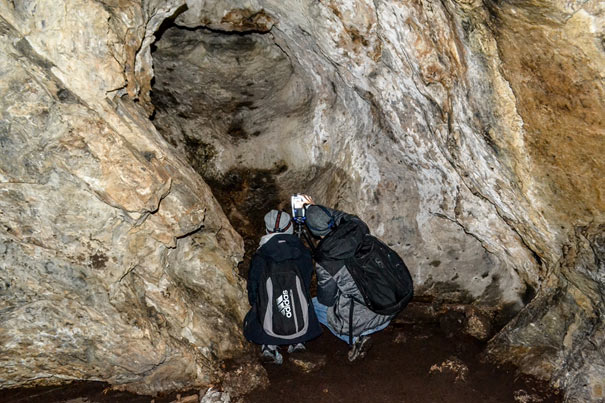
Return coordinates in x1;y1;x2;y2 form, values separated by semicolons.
347;335;372;362
287;343;306;353
261;345;283;364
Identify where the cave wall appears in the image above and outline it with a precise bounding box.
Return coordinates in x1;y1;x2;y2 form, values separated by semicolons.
0;0;603;400
150;0;604;399
479;1;605;399
151;1;537;311
0;0;251;394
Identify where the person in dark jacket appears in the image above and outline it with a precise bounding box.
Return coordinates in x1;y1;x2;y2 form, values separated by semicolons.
305;203;394;361
243;209;322;364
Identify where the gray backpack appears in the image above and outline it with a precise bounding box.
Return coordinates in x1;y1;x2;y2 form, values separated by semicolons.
256;258;310;339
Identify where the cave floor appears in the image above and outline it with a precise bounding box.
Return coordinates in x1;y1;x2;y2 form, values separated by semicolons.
243;320;562;403
1;320;562;403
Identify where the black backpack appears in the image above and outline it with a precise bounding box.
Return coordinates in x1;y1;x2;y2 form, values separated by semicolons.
314;217;369;273
345;234;414;315
256;257;311;340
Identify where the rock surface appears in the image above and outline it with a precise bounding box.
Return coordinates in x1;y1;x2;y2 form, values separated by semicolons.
0;1;248;394
149;2;603;397
0;0;603;400
289;353;327;373
429;356;470;383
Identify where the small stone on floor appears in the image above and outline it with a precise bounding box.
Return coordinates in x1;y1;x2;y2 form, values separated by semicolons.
429;356;469;382
289;353;327;373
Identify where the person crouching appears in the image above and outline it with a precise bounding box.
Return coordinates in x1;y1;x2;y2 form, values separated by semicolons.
243;209;322;364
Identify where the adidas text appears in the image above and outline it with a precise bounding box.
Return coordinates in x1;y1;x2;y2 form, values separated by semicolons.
276;290;292;318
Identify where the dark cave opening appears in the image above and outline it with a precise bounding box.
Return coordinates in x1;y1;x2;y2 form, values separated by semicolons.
205;164;287;274
149;22;318;275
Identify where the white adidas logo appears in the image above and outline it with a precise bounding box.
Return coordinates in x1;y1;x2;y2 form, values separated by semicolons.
276;290;293;318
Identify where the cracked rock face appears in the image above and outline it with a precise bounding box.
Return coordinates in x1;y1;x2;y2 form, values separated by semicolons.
151;6;534;311
0;0;603;400
0;0;249;394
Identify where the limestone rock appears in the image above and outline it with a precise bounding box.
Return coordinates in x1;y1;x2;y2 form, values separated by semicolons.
487;224;605;402
429;356;469;382
0;3;246;394
464;308;493;341
513;389;547;403
201;388;232;403
170;393;200;403
220;361;268;398
289;353;328;373
0;0;603;400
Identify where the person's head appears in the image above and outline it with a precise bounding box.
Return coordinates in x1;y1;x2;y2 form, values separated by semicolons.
305;205;335;237
264;209;294;235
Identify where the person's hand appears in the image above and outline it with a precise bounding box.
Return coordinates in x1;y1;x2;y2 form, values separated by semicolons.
299;194;314;206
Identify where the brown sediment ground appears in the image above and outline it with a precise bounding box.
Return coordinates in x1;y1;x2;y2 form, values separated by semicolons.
243;319;561;403
1;316;561;403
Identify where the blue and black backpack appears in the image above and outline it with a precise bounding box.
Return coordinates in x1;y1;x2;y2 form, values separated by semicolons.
256;248;312;340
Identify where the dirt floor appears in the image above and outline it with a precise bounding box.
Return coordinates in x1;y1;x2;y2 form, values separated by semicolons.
243;319;562;403
1;316;562;403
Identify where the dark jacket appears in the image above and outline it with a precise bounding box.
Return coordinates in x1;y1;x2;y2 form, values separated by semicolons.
243;233;322;345
314;208;393;341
